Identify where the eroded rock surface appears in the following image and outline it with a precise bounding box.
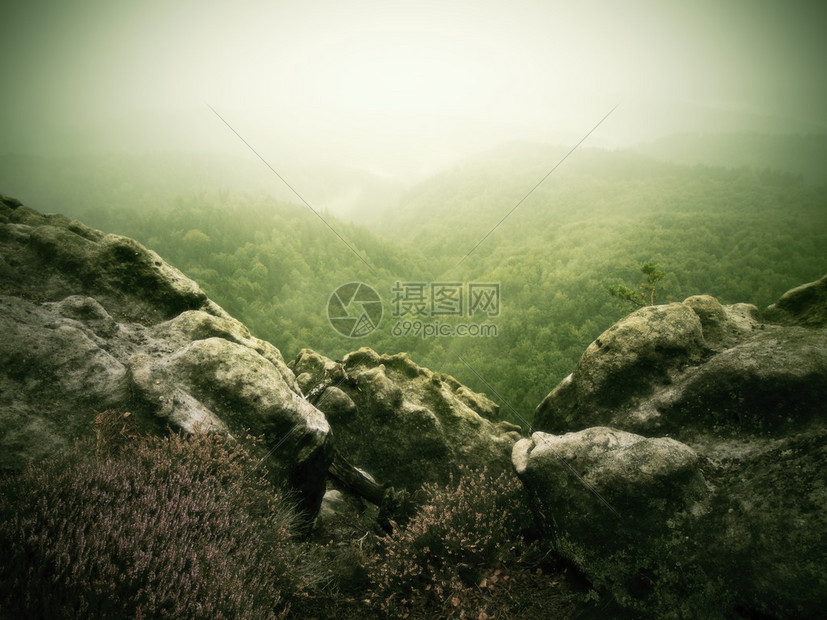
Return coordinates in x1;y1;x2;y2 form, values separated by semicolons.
0;198;331;518
514;428;712;611
532;292;827;437
764;273;827;327
291;347;521;492
0;199;220;324
524;282;827;617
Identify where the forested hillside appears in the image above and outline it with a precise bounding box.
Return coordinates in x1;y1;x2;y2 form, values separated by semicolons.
2;142;824;426
634;132;827;185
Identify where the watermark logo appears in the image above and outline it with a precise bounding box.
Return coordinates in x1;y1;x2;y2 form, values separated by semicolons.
391;281;500;318
327;281;500;339
391;320;498;339
390;281;500;339
327;282;383;337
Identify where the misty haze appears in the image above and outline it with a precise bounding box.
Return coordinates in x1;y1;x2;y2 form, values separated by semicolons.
1;1;825;618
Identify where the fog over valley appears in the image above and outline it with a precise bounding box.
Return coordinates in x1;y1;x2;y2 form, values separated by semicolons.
3;0;826;195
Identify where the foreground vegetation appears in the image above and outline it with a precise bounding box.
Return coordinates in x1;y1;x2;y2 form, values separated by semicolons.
0;413;593;619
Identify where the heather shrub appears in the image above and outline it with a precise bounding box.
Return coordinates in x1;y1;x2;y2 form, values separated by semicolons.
0;411;307;619
367;466;538;618
0;412;588;619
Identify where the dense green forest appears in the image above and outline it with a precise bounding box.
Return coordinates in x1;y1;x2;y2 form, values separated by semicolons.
2;139;825;427
634;132;827;185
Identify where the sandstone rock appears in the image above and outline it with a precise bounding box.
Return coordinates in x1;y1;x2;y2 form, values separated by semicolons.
513;427;827;618
0;295;132;470
161;337;331;515
127;351;227;434
764;274;827;327
575;303;706;402
513;428;709;612
527;282;827;617
0;201;223;324
513;428;707;538
0;292;333;519
683;294;760;349
720;301;762;338
659;326;827;436
533;294;820;437
314;486;381;543
316;386;358;422
0;199;332;520
1;194;23;209
291;347;521;492
711;429;827;617
534;296;827;440
534;302;707;433
153;310;298;392
683;294;728;345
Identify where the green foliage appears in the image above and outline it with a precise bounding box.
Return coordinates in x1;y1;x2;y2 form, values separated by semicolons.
609;261;666;308
0;141;823;617
1;145;824;427
608;283;645;308
640;262;665;306
635;132;827;185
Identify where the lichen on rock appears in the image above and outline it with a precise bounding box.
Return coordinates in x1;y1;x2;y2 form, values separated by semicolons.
525;281;827;617
291;347;521;492
0;198;332;521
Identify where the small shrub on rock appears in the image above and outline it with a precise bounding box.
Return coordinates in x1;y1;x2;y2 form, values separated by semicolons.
367;466;538;618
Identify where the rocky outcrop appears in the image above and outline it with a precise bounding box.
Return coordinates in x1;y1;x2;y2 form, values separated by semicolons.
523;282;827;617
513;428;708;537
0;196;518;523
6;193;825;614
764;273;827;327
291;347;521;492
515;425;827;618
533;302;707;433
659;326;827;437
514;428;712;611
0;197;221;324
532;292;827;437
0;197;332;519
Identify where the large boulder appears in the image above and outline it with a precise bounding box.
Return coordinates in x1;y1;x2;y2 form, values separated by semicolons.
763;274;827;327
531;293;827;437
291;347;521;492
0;196;221;323
0;197;332;519
525;281;827;617
513;428;712;613
513;426;827;618
658;326;827;438
534;302;708;433
0;295;134;469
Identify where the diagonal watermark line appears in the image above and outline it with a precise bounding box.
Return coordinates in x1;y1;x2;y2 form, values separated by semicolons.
207;104;376;274
229;377;347;497
235;424;301;490
453;104;619;270
458;355;621;518
237;368;351;486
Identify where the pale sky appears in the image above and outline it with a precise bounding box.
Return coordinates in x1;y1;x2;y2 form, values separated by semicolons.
2;0;825;177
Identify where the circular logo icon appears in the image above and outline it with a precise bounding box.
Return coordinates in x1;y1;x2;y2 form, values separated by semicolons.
327;282;383;337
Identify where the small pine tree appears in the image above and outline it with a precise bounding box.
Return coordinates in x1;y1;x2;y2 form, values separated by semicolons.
609;262;665;308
